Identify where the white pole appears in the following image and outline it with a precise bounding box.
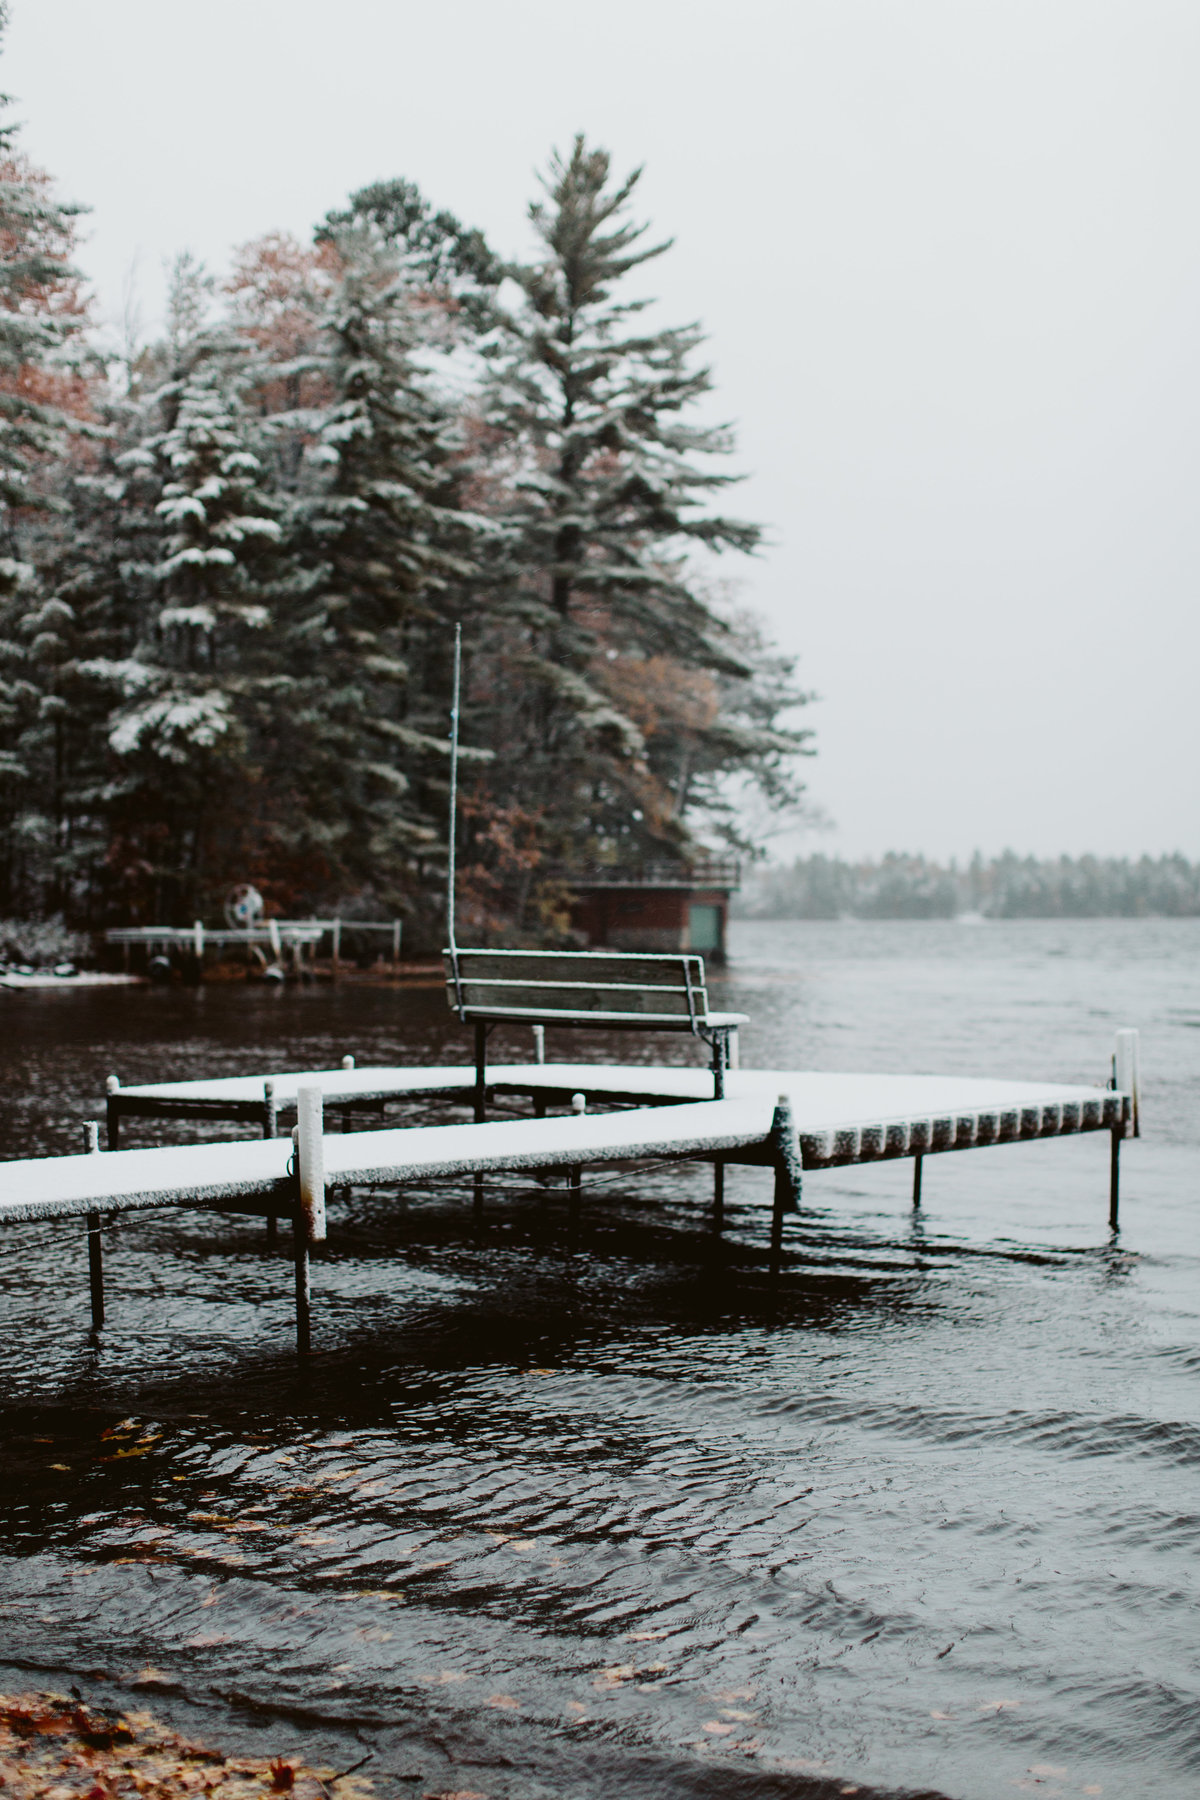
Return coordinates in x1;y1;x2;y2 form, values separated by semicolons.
447;622;462;952
533;1024;545;1065
193;919;204;959
1114;1029;1141;1138
295;1084;326;1242
268;917;282;961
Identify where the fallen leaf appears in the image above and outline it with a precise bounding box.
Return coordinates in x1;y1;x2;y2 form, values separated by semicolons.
702;1721;735;1735
485;1694;519;1710
979;1699;1021;1712
626;1630;669;1642
183;1633;231;1648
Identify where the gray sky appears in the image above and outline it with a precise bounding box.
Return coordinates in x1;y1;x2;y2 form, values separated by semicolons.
9;0;1198;861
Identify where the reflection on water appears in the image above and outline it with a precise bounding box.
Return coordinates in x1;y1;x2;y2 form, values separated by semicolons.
1;920;1198;1799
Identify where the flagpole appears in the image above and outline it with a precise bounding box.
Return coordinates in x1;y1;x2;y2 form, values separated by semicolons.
446;623;461;952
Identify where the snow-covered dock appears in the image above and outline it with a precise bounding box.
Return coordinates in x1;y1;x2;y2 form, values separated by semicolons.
1;1041;1140;1351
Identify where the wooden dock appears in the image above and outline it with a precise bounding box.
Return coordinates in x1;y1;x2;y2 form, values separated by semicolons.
1;1038;1140;1352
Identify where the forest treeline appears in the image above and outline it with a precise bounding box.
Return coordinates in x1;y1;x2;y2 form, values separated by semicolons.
736;852;1200;920
0;11;809;945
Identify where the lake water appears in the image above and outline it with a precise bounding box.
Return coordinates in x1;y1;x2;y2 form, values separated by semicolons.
0;919;1197;1800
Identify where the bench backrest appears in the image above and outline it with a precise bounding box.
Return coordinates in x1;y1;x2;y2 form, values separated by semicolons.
444;947;710;1033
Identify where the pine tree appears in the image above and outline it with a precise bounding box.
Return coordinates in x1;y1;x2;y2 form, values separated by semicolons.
267;201;496;918
0;2;98;914
469;135;808;906
101;260;303;920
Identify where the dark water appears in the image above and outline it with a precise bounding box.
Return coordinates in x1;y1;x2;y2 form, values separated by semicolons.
1;919;1197;1800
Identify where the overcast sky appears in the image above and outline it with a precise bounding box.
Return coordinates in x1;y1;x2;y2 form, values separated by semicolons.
7;0;1197;862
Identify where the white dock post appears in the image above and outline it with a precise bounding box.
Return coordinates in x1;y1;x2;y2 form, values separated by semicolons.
533;1024;545;1065
84;1121;104;1329
331;917;341;978
193;919;204;959
341;1054;355;1069
293;1083;326;1353
392;919;402;965
105;1073;121;1150
268;917;282;965
1114;1029;1141;1138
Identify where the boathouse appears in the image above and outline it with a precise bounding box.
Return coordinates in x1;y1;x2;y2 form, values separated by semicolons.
564;859;738;962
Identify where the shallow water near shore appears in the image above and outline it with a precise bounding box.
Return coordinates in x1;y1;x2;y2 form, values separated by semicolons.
0;918;1197;1800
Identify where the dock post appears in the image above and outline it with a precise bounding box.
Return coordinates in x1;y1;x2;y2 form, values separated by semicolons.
1109;1127;1121;1231
710;1031;728;1099
768;1093;802;1276
84;1122;104;1330
263;1080;278;1245
912;1153;923;1209
293;1084;326;1352
712;1161;725;1232
392;919;402;966
533;1024;545;1065
331;917;341;979
567;1095;586;1243
292;1219;311;1354
105;1075;120;1150
473;1022;487;1215
1114;1029;1141;1137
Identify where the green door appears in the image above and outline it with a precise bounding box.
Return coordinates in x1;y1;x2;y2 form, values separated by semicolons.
688;903;722;952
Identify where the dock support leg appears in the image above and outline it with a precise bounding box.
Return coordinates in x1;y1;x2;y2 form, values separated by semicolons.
713;1160;725;1232
292;1217;311;1354
1109;1127;1121;1231
86;1212;104;1329
473;1022;489;1216
263;1081;278;1243
474;1022;488;1122
768;1094;802;1277
105;1076;120;1150
912;1153;923;1209
83;1122;104;1330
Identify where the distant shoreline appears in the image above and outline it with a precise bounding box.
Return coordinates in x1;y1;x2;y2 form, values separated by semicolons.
735;851;1200;922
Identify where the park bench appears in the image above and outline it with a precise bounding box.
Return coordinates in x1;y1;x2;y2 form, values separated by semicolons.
443;947;748;1119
